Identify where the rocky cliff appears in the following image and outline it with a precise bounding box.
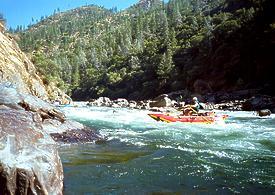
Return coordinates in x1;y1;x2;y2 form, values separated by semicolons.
0;24;102;194
0;26;49;99
0;25;71;103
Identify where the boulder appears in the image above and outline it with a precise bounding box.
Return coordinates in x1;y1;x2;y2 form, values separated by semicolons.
257;109;271;117
149;94;172;107
43;119;103;143
0;108;63;194
0;84;103;193
113;98;129;107
88;97;112;107
0;83;66;123
129;101;137;108
136;101;150;110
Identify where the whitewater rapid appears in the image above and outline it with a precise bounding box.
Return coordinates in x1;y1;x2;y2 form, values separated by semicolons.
59;105;275;194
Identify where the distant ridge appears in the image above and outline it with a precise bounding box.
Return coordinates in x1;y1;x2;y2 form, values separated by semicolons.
16;0;275;100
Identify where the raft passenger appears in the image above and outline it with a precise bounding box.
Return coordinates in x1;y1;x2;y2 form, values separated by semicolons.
182;97;201;115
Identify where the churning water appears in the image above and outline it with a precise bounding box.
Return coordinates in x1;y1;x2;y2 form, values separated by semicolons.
59;106;275;194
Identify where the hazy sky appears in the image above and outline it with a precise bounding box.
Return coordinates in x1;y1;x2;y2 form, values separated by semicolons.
0;0;141;29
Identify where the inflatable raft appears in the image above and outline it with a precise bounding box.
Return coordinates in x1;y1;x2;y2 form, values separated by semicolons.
148;113;228;124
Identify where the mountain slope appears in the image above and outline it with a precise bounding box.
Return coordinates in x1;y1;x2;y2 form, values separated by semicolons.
0;22;70;103
16;0;275;100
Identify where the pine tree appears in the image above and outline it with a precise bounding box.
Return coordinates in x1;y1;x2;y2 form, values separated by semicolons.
157;47;174;81
172;4;182;28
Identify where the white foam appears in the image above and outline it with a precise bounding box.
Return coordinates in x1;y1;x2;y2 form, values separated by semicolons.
60;106;275;155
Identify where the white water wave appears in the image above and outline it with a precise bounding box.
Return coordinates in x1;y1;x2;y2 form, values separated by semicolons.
60;106;275;153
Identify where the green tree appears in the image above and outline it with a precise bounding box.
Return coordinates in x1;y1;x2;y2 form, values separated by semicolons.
157;48;174;81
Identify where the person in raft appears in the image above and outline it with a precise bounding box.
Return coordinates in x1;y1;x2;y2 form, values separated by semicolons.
182;97;201;115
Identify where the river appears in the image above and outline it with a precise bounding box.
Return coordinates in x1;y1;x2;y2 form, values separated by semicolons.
59;106;275;194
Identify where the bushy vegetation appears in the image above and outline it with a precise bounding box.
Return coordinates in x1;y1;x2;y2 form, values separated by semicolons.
16;0;275;100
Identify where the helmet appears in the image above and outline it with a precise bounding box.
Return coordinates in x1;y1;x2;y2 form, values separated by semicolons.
192;97;198;101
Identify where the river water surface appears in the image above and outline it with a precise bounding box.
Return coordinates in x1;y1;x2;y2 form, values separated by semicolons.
59;106;275;194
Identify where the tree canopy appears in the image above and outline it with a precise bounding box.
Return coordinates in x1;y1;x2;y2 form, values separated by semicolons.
15;0;275;100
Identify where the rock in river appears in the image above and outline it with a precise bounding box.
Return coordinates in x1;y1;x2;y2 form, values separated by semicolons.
0;108;63;194
0;83;103;194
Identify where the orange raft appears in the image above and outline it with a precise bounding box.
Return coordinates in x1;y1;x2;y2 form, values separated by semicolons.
148;113;228;124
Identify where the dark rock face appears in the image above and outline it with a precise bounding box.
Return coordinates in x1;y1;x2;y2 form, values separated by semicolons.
242;95;275;111
193;79;212;94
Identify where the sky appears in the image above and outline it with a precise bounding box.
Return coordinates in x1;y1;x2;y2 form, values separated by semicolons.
0;0;140;29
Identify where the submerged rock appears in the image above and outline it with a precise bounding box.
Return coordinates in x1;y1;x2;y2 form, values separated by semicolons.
50;128;102;143
43;119;103;143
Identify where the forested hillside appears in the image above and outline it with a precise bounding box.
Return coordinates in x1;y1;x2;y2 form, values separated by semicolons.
16;0;275;100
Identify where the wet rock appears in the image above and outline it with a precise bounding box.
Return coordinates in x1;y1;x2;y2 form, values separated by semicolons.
0;83;65;122
149;107;166;112
149;107;178;113
213;100;243;111
136;100;150;110
0;108;63;194
257;109;271;117
113;98;129;107
0;84;104;194
129;101;137;108
88;97;112;107
50;128;103;143
149;94;172;107
0;83;65;121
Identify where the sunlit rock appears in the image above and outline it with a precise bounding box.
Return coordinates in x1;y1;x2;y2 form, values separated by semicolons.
88;97;112;107
113;98;129;107
129;100;137;108
0;83;65;122
0;108;63;194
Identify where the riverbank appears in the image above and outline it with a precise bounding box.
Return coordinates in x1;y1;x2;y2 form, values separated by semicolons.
85;89;275;114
